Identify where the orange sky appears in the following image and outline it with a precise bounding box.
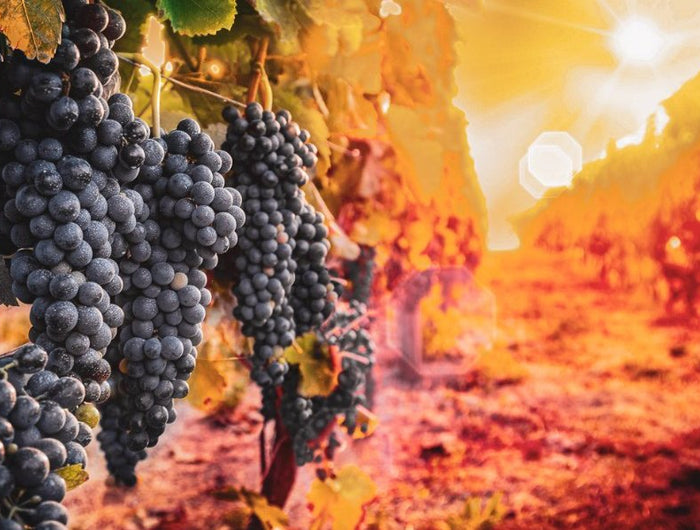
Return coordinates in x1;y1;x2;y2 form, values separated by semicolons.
449;0;700;249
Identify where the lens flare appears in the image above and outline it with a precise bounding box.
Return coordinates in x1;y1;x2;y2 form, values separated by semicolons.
610;17;666;66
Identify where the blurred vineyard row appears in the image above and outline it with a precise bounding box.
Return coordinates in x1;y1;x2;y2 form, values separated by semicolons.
516;71;700;318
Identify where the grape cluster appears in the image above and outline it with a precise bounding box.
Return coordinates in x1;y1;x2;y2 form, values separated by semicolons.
0;2;152;412
291;203;335;334
340;244;376;305
0;344;100;529
0;0;123;148
0;0;242;512
279;300;375;465
222;103;337;391
97;120;242;486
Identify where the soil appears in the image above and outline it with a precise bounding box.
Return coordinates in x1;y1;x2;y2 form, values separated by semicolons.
62;249;700;529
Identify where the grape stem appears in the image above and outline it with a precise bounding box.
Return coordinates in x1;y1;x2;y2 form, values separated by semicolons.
247;36;270;109
119;53;161;137
198;356;247;363
117;55;246;108
312;82;329;118
327;313;369;338
339;350;371;365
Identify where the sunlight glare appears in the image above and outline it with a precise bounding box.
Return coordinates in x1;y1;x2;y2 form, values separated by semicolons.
611;17;666;66
142;16;166;69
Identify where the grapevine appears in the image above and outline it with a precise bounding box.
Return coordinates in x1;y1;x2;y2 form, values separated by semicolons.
0;0;379;527
222;102;338;395
0;0;243;523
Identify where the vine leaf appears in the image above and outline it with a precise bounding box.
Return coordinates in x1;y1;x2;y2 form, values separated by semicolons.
247;490;289;529
156;0;237;36
55;464;89;490
248;0;303;46
0;0;65;63
307;465;377;530
283;333;338;397
187;358;228;412
187;320;247;413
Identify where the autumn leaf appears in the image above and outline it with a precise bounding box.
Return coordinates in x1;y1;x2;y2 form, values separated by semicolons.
284;334;338;397
187;319;247;413
187;357;228;412
156;0;237;36
55;464;89;490
0;0;65;63
248;491;289;529
307;465;377;530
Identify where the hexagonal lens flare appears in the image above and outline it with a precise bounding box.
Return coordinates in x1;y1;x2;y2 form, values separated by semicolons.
519;132;582;199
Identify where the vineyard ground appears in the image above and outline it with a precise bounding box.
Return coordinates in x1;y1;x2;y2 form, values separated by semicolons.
61;250;700;529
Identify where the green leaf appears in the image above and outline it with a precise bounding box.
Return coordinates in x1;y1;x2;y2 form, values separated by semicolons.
55;464;89;490
157;0;237;36
192;1;272;46
0;0;65;63
248;0;299;41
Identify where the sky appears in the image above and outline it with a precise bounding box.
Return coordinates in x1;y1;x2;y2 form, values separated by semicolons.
448;0;700;249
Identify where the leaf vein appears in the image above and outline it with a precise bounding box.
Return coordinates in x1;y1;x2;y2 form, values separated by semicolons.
19;0;39;55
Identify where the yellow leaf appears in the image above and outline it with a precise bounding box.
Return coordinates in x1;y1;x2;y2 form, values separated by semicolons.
55;464;89;490
284;334;338;397
249;493;289;529
307;465;377;530
187;357;228;412
187;318;248;413
0;0;65;63
214;487;289;529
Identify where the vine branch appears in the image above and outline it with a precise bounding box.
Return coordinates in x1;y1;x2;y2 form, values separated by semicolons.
117;55;245;108
119;53;161;137
247;36;270;107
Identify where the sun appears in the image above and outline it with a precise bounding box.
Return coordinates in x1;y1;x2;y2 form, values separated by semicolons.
610;16;666;66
